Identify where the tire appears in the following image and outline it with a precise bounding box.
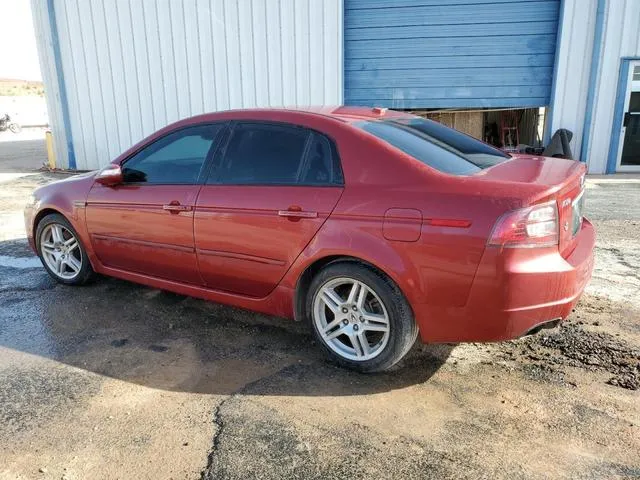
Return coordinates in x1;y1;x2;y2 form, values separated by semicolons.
9;123;21;134
306;261;418;372
35;213;95;285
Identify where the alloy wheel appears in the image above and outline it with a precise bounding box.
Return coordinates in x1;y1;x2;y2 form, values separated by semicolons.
313;277;390;361
40;223;83;280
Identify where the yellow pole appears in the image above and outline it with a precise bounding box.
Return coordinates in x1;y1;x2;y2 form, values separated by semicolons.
45;130;56;169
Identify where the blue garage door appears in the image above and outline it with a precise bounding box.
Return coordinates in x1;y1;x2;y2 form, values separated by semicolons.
344;0;560;108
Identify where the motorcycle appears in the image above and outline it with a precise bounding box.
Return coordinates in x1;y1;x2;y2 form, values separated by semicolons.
0;114;22;134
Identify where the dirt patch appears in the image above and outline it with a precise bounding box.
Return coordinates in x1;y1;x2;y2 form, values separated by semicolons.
537;324;639;390
504;321;639;390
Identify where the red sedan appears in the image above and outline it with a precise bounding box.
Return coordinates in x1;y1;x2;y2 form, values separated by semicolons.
25;107;595;372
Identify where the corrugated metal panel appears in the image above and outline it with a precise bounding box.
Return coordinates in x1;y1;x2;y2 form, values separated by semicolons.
344;0;561;109
586;0;640;173
32;0;343;170
547;0;597;159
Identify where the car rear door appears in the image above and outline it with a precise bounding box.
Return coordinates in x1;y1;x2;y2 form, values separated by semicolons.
194;121;344;297
85;123;226;284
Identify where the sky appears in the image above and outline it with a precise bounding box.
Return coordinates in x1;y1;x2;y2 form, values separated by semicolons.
0;0;42;81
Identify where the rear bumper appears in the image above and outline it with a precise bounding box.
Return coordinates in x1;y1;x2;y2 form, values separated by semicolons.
416;218;595;343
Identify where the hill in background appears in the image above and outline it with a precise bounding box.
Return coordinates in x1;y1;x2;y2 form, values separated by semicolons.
0;78;45;97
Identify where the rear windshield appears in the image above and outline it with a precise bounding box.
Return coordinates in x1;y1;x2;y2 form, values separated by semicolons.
354;117;511;176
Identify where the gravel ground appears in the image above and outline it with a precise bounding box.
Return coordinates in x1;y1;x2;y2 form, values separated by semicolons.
0;141;638;479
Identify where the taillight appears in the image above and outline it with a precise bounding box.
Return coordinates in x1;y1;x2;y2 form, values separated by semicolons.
488;200;559;248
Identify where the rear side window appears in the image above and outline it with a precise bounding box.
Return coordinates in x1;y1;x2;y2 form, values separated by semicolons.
122;124;223;184
301;133;344;185
212;122;343;185
355;118;510;176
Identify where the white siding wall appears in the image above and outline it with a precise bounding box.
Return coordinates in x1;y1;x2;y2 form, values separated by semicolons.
550;0;640;173
31;0;344;170
587;0;640;173
547;0;596;159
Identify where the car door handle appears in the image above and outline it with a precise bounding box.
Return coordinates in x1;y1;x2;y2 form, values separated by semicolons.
163;202;192;213
278;207;318;219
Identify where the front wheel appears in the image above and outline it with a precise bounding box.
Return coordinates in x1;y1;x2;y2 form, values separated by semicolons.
36;213;95;285
9;122;21;134
307;262;418;372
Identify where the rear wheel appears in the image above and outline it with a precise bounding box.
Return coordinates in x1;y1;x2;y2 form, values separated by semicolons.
307;262;418;372
36;213;95;285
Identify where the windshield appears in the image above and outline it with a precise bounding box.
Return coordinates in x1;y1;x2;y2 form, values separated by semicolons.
354;117;510;176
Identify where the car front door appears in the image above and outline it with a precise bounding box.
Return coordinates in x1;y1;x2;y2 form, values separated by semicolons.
195;121;344;297
86;123;226;284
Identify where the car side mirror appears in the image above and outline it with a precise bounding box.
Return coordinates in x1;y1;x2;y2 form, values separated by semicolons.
95;164;123;186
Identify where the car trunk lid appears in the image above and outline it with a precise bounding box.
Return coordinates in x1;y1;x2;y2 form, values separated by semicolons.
474;154;586;258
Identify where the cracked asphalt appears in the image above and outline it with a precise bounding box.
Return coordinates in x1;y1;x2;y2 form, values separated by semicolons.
0;137;639;479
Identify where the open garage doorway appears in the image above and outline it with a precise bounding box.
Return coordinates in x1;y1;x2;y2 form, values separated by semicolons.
413;107;548;154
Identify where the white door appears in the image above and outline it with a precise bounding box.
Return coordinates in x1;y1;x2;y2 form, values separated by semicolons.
616;61;640;172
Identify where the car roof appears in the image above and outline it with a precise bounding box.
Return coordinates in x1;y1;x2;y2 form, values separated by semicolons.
286;106;413;122
191;106;413;124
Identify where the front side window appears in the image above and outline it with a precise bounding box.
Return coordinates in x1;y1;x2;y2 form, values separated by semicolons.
122;124;223;184
354;118;510;176
212;123;343;185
